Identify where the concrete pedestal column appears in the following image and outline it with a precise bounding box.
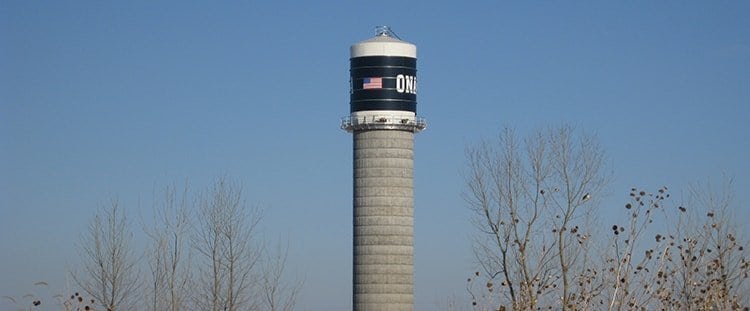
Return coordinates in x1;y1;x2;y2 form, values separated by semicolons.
353;130;414;311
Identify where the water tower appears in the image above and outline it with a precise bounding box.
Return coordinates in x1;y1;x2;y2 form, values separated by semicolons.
342;26;425;311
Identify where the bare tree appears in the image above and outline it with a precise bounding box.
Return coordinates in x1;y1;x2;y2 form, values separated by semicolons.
144;183;192;311
602;181;750;310
680;180;749;309
260;242;302;311
73;198;139;311
464;126;609;310
70;177;302;310
463;126;748;311
192;177;262;311
602;187;669;310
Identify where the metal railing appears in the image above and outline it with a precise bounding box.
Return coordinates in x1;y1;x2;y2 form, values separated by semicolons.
341;115;427;133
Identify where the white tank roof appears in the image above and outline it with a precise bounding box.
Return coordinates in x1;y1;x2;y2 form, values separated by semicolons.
351;27;416;58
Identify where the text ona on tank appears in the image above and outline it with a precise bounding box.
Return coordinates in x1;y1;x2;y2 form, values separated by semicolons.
396;74;417;95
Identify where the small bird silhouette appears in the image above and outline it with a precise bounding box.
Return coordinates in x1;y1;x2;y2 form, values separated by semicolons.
582;193;591;202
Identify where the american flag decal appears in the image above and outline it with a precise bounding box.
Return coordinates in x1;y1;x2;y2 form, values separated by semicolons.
362;77;383;89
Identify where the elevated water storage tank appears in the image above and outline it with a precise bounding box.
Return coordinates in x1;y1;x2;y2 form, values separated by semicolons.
350;26;418;114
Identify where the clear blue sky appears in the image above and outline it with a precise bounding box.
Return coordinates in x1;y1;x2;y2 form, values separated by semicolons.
2;1;749;310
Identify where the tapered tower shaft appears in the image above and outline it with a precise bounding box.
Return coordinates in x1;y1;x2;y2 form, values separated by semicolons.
353;130;414;309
